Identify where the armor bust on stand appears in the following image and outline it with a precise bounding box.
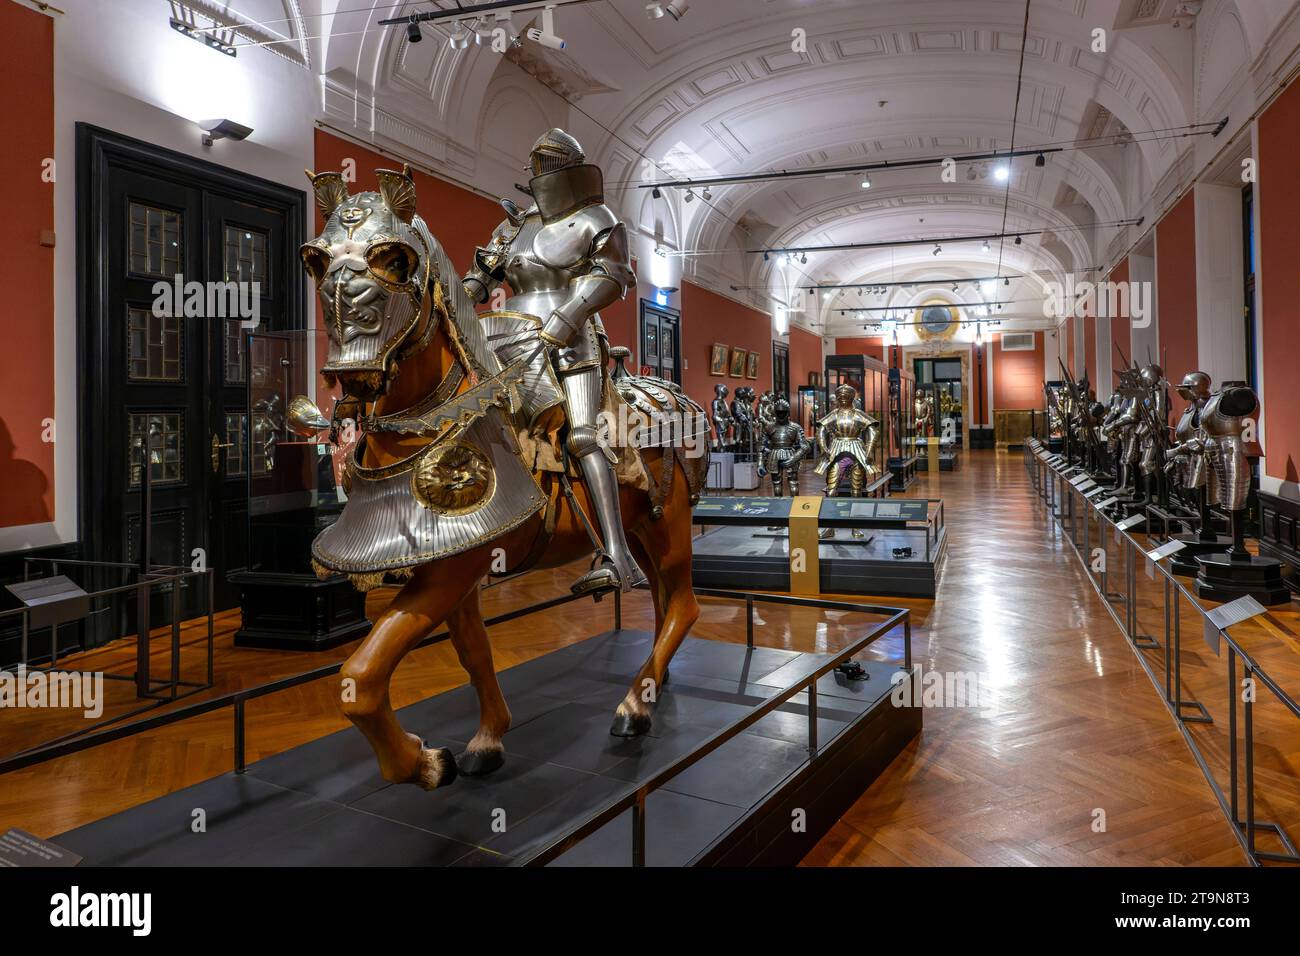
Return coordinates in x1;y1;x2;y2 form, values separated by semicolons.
759;398;810;497
1190;382;1290;604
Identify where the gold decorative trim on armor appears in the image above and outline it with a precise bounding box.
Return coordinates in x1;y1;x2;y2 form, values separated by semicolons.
411;441;498;516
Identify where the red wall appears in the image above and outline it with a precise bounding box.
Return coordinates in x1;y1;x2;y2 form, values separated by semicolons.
788;325;822;392
1109;258;1131;380
1259;78;1300;485
680;280;773;406
1067;319;1076;378
992;332;1044;409
832;336;886;364
1156;194;1198;407
0;1;55;528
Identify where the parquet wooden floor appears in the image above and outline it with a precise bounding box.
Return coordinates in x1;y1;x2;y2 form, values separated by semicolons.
4;450;1293;865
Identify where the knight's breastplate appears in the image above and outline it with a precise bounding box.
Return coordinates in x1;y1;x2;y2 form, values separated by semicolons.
1200;394;1244;440
1174;405;1200;444
501;217;581;319
767;424;802;449
827;410;867;439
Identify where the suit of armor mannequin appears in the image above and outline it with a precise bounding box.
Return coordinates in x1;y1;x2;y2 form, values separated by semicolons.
756;390;776;432
1106;370;1143;494
759;398;810;496
1164;371;1220;544
914;391;933;441
710;383;735;451
814;384;880;497
731;386;756;455
461;128;643;593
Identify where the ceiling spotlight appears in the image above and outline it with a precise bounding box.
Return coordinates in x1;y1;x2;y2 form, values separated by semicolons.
526;6;566;49
932;244;942;257
860;174;871;189
800;253;807;264
449;23;470;49
1035;153;1046;167
645;0;690;20
654;244;667;257
966;166;978;182
982;240;991;252
994;164;1010;182
652;187;662;199
406;20;422;43
951;283;959;292
763;252;770;262
1014;235;1023;245
1004;277;1010;285
200;118;253;147
702;187;712;201
684;190;695;203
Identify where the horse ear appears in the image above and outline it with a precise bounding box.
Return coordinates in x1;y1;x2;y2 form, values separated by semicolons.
375;165;417;224
305;170;349;221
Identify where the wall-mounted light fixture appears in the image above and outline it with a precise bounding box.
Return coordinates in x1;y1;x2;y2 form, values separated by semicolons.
169;17;238;57
199;118;253;147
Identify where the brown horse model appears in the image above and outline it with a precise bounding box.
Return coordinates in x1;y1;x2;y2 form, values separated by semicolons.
294;166;707;790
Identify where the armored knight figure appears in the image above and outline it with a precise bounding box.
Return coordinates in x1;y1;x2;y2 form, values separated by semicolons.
1135;363;1168;486
731;386;756;455
759;398;810;496
1105;368;1144;493
914;390;933;441
1165;371;1213;499
461;128;643;594
814;384;880;497
710;383;735;450
756;390;777;432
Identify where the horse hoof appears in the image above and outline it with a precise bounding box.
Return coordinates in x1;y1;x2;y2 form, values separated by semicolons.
610;712;652;738
456;748;504;777
415;746;458;791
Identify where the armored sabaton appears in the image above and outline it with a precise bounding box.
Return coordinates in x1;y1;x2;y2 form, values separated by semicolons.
760;399;810;497
462;128;643;594
814;385;880;496
1202;385;1258;512
710;384;735;451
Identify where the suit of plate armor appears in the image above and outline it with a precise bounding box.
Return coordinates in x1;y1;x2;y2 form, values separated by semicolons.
760;398;810;496
461;129;644;594
1164;372;1213;497
814;384;880;496
731;387;756;455
710;384;734;450
756;391;776;432
914;391;933;439
1136;364;1167;477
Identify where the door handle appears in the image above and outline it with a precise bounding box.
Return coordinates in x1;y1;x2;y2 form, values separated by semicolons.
211;433;233;473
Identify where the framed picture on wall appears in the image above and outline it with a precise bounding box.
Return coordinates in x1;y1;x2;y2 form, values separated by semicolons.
710;343;728;376
745;350;760;379
728;346;746;378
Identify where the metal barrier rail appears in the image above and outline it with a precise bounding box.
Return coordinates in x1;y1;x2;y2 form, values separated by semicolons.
1023;441;1300;866
0;587;602;776
522;589;911;866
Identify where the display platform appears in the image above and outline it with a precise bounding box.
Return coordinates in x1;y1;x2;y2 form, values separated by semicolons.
692;525;945;597
52;629;919;867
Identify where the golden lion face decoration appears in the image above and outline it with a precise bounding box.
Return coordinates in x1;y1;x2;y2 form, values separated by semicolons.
411;442;495;515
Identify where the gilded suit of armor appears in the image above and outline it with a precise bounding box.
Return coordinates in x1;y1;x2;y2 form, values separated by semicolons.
814;384;880;496
759;398;810;496
461;129;643;594
914;391;933;439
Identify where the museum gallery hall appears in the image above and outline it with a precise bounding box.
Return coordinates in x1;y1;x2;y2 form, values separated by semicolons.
3;0;1300;883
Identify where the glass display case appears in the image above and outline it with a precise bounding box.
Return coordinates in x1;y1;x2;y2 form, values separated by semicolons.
797;381;825;456
230;328;370;649
888;366;918;490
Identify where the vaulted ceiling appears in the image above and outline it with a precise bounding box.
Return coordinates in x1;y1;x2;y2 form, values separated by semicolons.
193;0;1292;335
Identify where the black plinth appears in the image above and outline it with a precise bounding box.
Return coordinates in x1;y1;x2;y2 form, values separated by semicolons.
231;570;371;651
1194;553;1292;606
1169;534;1234;577
53;629;921;866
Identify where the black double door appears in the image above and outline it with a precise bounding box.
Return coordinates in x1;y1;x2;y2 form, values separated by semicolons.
79;126;304;630
639;301;681;384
